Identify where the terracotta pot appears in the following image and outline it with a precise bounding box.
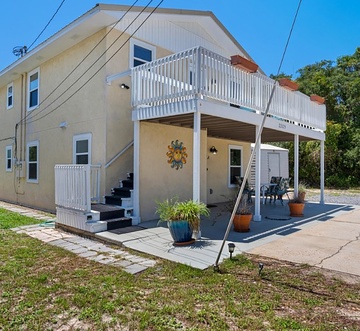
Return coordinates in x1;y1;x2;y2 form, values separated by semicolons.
233;214;252;232
288;202;305;217
310;94;325;104
278;78;299;91
230;55;259;73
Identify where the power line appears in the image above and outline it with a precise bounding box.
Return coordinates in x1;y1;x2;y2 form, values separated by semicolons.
18;0;141;126
28;0;67;51
26;0;164;125
0;136;14;142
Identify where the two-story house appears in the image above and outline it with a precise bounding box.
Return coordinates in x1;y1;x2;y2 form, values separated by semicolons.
0;4;325;231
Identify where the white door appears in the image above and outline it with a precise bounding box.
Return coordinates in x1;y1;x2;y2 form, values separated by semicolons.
268;153;280;181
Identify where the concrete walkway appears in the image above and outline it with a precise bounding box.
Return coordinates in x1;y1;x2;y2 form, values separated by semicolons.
1;201;156;274
96;202;360;278
3;200;360;278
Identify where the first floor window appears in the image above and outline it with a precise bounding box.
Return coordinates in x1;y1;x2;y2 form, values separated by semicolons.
229;145;243;186
27;141;39;182
73;133;91;164
6;146;12;171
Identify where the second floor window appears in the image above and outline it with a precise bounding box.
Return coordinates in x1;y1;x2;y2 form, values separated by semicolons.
130;39;155;68
28;68;40;110
7;83;13;109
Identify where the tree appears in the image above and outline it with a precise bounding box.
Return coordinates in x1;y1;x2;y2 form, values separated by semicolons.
274;48;360;188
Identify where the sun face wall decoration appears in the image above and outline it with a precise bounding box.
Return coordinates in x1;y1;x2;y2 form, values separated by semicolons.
166;140;188;170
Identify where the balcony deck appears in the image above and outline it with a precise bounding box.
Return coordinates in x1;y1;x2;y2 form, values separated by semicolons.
131;47;326;142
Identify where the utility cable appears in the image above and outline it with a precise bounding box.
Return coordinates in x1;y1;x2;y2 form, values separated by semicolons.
17;0;140;126
214;0;303;270
27;0;67;51
26;0;164;125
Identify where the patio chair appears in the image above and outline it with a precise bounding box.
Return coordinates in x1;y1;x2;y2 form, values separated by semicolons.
235;176;254;203
264;176;282;204
272;177;291;205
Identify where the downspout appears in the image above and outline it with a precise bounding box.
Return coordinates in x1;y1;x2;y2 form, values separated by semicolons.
14;74;26;197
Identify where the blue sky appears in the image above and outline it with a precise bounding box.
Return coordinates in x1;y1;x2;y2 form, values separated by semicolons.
1;0;359;76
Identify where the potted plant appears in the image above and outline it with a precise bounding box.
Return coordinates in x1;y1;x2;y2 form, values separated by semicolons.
288;183;306;217
233;196;253;232
156;198;210;245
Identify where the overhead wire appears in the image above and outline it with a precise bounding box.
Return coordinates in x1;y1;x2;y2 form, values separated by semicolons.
25;0;164;125
27;0;67;51
18;0;141;126
214;0;303;269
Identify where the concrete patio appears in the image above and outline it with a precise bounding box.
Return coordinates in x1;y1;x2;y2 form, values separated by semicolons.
96;201;360;275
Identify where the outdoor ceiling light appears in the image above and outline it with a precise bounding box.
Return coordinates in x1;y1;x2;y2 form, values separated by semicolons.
228;242;235;259
210;146;218;154
120;83;129;89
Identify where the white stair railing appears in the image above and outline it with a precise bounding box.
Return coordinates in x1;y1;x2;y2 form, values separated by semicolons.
55;164;101;212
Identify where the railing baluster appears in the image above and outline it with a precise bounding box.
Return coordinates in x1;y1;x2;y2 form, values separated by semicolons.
131;46;326;131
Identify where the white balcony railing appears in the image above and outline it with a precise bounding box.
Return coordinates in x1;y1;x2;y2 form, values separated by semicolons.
132;47;326;131
55;164;101;213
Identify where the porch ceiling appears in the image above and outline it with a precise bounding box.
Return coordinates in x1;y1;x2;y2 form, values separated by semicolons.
146;114;313;143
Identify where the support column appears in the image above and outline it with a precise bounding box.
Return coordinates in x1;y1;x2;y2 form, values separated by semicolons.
132;119;140;225
320;139;325;204
294;134;299;196
193;111;201;201
253;126;262;222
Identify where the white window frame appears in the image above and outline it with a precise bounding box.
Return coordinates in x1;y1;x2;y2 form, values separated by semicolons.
7;83;13;109
129;39;156;68
27;141;39;183
6;145;12;172
228;145;243;187
27;67;40;111
73;133;92;164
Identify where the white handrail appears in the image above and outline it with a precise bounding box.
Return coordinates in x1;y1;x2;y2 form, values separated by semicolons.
132;46;326;131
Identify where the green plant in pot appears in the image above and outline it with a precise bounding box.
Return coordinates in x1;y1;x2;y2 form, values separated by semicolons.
156;198;210;245
288;183;306;217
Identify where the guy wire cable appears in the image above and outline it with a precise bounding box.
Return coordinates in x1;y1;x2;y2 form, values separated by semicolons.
214;0;303;270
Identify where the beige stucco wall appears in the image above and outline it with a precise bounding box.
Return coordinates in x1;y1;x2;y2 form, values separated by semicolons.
0;25;189;212
138;122;207;221
206;137;252;204
0;29;112;211
138;121;252;221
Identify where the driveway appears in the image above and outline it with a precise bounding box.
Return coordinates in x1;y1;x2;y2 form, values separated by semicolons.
96;202;360;278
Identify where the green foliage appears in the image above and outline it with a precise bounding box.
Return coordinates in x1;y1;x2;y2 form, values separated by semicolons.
275;47;360;188
0;208;41;229
156;198;210;231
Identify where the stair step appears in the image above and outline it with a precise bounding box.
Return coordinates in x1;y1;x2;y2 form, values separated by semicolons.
105;196;123;206
91;204;124;220
112;187;132;197
105;217;132;230
121;179;133;189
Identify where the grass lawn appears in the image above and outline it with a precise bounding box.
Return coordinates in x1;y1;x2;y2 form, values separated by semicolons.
1;208;360;330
